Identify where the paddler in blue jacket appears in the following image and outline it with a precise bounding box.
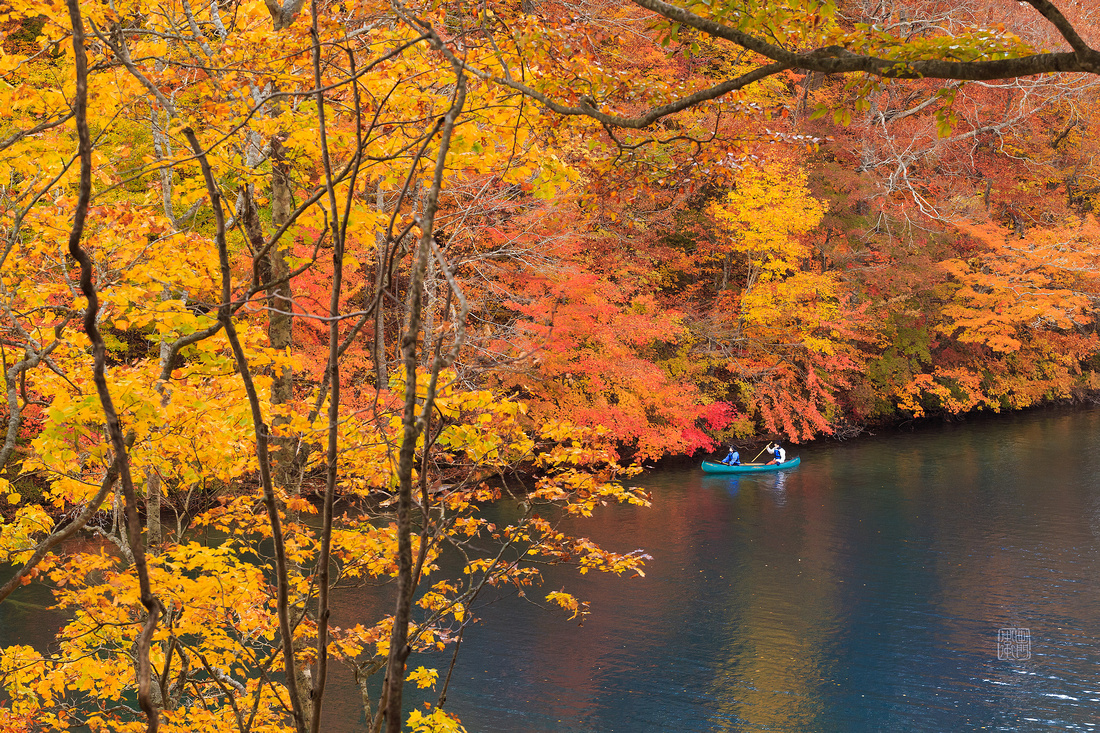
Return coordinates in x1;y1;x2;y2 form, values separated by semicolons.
720;446;741;465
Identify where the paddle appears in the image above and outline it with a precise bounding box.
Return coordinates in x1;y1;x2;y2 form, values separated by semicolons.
748;443;773;464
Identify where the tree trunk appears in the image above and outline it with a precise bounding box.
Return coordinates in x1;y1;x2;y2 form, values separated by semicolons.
381;72;466;733
268;132;298;489
145;291;179;548
423;247;436;369
146;473;162;545
373;183;388;388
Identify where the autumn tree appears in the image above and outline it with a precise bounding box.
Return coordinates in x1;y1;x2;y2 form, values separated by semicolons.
0;2;656;733
7;1;1100;730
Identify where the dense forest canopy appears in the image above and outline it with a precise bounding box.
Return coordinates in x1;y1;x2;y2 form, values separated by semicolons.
0;0;1098;731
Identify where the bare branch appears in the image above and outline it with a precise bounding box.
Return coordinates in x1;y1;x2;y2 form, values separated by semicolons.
87;19;178;116
1022;0;1099;62
183;125;308;733
65;1;161;729
308;2;347;726
629;0;1094;78
0;111;75;154
0;432;132;603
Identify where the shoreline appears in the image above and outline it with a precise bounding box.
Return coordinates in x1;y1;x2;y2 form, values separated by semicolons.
654;394;1100;470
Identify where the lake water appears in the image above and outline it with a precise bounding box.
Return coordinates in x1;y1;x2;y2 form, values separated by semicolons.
389;408;1100;732
7;408;1100;731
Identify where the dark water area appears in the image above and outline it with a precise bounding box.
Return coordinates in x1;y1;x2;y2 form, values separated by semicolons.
8;409;1100;731
376;408;1100;732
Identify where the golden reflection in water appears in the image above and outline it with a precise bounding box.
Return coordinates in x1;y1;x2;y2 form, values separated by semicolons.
707;470;841;731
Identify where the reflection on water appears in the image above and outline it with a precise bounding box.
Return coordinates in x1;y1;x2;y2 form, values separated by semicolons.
722;476;741;499
7;410;1100;731
412;409;1100;732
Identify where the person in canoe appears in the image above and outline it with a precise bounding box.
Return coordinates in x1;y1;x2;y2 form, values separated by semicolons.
720;446;741;465
765;442;787;465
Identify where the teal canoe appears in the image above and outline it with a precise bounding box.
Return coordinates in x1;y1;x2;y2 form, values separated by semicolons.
701;456;801;474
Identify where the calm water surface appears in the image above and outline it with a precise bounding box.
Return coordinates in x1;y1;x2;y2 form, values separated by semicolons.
376;409;1100;732
7;409;1100;731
